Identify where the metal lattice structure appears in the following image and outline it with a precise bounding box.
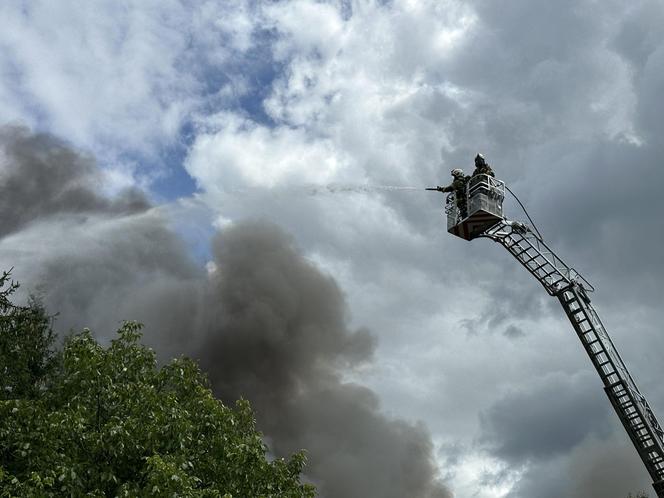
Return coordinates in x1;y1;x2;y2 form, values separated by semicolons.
440;174;664;496
480;221;664;496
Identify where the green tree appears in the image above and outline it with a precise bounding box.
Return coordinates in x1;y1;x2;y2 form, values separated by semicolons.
0;273;315;497
0;270;57;400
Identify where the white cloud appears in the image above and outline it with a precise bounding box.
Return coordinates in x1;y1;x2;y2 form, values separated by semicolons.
264;0;345;60
0;0;266;184
187;112;355;189
0;1;196;153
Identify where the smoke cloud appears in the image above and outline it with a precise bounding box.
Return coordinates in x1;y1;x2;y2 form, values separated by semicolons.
199;223;450;498
0;125;149;238
0;127;451;498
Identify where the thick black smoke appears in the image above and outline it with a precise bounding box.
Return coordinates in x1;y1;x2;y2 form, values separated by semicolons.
0;127;451;498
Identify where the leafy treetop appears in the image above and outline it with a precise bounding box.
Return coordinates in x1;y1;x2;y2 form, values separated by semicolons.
0;271;316;497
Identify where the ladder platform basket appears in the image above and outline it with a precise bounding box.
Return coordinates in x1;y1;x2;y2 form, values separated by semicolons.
446;174;505;241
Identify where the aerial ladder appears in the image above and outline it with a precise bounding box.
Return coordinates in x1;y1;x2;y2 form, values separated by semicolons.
429;171;664;497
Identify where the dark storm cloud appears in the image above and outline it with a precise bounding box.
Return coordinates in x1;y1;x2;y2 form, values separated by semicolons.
614;1;664;139
479;372;611;463
611;0;664;74
505;435;652;498
461;277;549;337
432;0;616;172
0;125;149;238
518;138;664;312
502;324;524;339
478;370;654;497
0;128;451;498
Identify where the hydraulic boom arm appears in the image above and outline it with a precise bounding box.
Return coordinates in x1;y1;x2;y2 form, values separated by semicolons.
481;220;664;496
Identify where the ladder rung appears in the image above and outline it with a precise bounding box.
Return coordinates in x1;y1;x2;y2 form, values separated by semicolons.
618;393;632;403
526;264;544;274
562;296;579;306
533;263;555;279
521;252;542;262
512;246;530;258
521;256;540;267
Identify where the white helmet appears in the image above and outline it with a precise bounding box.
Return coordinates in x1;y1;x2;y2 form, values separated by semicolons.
451;168;464;176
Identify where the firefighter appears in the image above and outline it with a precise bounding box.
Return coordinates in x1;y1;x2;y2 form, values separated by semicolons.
472;153;494;177
437;168;469;218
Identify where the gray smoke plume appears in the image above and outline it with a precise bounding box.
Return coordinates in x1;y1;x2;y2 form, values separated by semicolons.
0;126;451;498
199;223;450;498
0;125;149;238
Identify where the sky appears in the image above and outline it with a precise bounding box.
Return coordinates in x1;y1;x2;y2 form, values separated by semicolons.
1;1;664;497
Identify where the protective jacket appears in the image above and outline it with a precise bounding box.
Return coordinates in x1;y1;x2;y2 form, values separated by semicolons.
440;175;469;194
472;164;495;177
440;175;470;217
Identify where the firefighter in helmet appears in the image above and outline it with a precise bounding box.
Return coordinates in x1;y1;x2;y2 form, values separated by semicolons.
436;168;470;218
472;153;495;177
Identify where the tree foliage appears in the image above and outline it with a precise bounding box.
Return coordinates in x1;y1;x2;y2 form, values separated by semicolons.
0;270;57;400
0;271;316;497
